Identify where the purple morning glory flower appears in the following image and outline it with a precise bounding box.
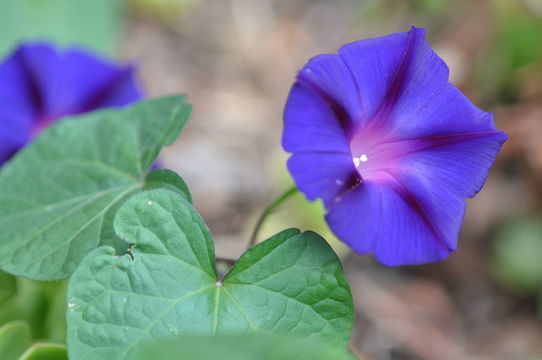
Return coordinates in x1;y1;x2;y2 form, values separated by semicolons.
283;27;507;266
0;43;143;167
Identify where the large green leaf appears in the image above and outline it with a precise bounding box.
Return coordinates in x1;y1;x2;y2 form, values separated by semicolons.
0;321;31;360
67;189;354;359
0;96;192;280
134;333;356;360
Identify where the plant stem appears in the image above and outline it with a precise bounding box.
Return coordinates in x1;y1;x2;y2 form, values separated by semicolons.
248;185;299;248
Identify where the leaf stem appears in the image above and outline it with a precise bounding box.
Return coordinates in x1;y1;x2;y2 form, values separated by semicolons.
248;185;299;248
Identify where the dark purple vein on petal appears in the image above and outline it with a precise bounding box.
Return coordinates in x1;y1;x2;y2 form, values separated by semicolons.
384;171;454;253
79;67;136;113
338;55;364;125
18;48;45;121
370;28;420;126
375;130;505;155
296;75;353;136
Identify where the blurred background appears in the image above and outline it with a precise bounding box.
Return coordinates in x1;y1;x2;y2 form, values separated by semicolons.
1;0;541;359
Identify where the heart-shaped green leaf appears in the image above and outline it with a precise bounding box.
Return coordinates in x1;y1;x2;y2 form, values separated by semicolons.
0;96;192;280
67;189;354;359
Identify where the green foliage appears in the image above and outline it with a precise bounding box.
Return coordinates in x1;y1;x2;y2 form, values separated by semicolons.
0;271;68;342
413;0;451;13
134;333;356;360
129;0;200;19
67;189;354;359
0;96;192;280
489;216;542;294
0;96;354;358
0;322;67;360
0;0;122;57
0;276;47;339
19;344;67;360
479;1;542;102
0;271;16;304
0;321;31;360
42;281;68;343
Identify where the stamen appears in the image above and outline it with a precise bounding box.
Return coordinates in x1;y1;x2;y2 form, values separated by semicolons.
353;154;369;167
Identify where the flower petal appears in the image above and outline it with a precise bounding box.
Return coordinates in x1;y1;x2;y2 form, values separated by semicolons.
283;80;350;153
397;130;508;198
17;43;142;117
341;26;498;139
0;49;37;124
0;49;37;165
324;182;382;255
382;29;499;139
371;178;458;266
326;176;457;266
88;66;143;110
287;152;358;205
0;43;145;167
296;54;364;132
338;28;412;126
326;129;506;265
0;123;26;165
283;54;365;204
284;27;508;266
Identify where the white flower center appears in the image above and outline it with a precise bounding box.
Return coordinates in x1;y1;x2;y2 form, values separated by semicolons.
353;154;368;167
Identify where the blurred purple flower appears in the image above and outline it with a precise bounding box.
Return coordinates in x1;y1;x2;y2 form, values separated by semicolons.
0;43;143;167
283;27;507;266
